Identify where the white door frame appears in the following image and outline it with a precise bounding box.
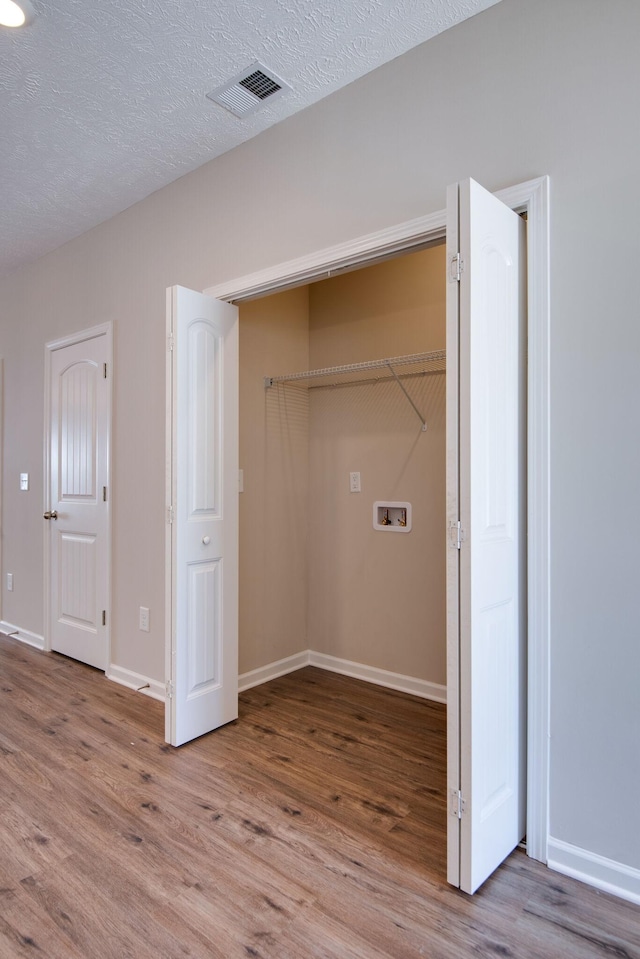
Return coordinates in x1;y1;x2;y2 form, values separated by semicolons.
203;175;550;865
43;322;113;666
0;358;3;628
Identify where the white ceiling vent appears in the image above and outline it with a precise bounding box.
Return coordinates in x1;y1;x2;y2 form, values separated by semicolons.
207;63;290;118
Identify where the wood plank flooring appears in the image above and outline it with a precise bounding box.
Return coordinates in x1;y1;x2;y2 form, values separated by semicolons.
0;635;638;959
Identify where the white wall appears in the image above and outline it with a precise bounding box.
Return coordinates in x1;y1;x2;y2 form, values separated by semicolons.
1;0;639;891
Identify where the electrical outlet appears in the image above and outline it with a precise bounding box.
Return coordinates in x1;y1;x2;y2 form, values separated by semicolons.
139;606;150;632
7;573;14;591
349;471;361;493
20;473;29;491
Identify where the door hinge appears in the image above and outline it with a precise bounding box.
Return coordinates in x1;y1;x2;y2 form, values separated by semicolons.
166;680;174;699
449;252;463;282
101;610;106;626
167;333;174;352
451;789;465;819
167;505;175;525
449;520;463;550
103;362;108;378
103;486;107;502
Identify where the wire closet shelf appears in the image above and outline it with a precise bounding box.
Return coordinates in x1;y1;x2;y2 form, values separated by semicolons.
264;349;446;432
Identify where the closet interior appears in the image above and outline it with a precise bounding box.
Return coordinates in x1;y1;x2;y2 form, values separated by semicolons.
237;242;447;696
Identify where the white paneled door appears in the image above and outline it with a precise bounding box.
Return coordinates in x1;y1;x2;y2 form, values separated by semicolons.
47;330;110;670
447;179;527;893
166;286;239;747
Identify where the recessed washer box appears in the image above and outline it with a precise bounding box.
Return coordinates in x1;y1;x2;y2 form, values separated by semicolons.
373;502;412;532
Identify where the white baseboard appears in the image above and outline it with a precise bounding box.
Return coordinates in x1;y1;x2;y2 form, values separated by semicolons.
0;630;163;702
0;621;45;651
239;648;446;704
4;633;446;708
239;650;311;692
548;836;640;906
309;651;447;703
106;664;165;702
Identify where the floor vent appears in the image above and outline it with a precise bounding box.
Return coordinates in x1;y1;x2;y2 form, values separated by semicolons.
207;63;290;118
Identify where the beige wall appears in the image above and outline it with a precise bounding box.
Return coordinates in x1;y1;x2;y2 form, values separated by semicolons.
1;0;640;876
239;248;445;684
238;288;309;674
307;249;446;681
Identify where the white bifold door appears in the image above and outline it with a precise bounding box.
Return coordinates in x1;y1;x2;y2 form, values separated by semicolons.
446;178;527;893
166;286;239;747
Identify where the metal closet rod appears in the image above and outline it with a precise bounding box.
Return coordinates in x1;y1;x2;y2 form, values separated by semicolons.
264;349;446;433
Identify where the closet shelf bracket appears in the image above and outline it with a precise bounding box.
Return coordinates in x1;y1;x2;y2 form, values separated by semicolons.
386;361;427;432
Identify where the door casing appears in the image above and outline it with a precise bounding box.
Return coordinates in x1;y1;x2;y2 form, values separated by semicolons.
202;176;551;867
43;323;113;667
0;359;3;628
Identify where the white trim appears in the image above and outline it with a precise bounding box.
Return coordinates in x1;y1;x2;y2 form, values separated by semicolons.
106;664;165;702
165;288;174;741
204;174;550;868
204;211;447;303
0;358;3;627
45;322;113;353
239;651;311;692
0;621;45;651
43;323;113;669
445;180;462;886
309;652;447;703
521;175;551;865
239;650;446;702
548;837;640;907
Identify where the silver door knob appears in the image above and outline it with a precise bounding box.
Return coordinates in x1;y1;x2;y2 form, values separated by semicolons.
43;510;58;520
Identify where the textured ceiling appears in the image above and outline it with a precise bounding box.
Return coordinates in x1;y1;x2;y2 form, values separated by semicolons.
0;0;502;276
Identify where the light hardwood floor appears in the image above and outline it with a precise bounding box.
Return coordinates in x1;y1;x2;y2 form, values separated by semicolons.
0;634;638;958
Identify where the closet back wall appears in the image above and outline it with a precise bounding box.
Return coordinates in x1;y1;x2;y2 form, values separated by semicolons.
238;246;445;686
307;247;446;684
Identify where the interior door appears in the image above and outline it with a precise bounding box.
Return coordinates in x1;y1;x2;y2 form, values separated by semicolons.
447;178;527;893
166;286;239;747
48;332;109;670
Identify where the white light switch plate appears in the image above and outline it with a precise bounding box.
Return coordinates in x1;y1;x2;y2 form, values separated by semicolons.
349;471;361;493
20;473;29;491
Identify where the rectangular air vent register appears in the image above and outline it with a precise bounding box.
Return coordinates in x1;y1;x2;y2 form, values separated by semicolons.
207;62;290;118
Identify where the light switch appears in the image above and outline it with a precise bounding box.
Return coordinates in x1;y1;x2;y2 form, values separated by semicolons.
349;471;361;493
20;473;29;491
